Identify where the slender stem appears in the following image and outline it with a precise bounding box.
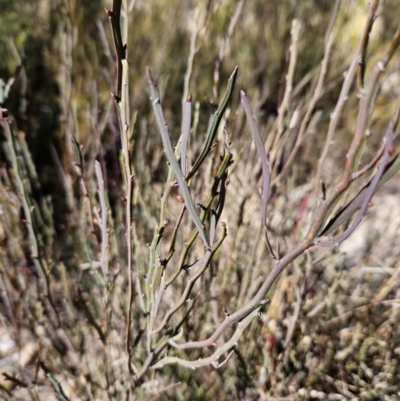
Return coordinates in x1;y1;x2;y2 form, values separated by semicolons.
272;0;340;185
95;160;109;275
153;224;227;334
147;69;210;249
317;126;393;246
105;0;125;98
181;95;192;176
276;19;301;138
241;91;276;260
169;240;311;350
154;305;260;369
165;153;232;287
187;66;238;180
313;0;380;194
114;60;135;363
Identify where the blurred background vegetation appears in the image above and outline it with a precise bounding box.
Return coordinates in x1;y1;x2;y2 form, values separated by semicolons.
1;0;400;400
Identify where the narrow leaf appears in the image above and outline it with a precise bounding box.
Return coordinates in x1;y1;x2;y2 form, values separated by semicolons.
147;69;210;249
241;90;276;260
187;66;238;180
318;125;393;246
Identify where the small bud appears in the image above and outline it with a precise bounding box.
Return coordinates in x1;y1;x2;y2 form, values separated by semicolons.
197;203;206;211
111;93;121;102
320;180;326;201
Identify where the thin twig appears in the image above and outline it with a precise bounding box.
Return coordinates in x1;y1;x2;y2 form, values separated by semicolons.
272;0;340;185
241;90;276;260
276;19;301;138
113;59;135;365
316;126;393;246
105;0;125;98
154;306;261;369
147;69;210;249
313;0;380;194
95;160;109;276
187;66;238;180
153;225;227;334
181;94;192;176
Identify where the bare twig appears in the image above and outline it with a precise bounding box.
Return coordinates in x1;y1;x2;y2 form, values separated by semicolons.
316;126;393;246
154;306;261;369
313;0;380;193
181;94;192;176
276;19;302;138
272;0;340;185
105;0;126;98
241;90;276;260
95;160;109;276
147;69;210;249
153;224;227;334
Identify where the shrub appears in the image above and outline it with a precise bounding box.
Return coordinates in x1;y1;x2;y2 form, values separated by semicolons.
1;0;400;399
